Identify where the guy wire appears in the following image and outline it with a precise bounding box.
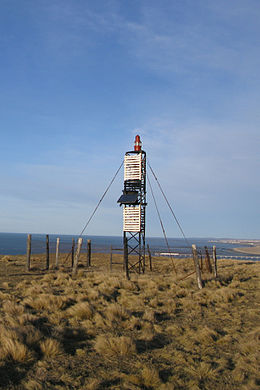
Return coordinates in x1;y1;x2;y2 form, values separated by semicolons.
148;161;191;249
63;160;124;265
78;160;124;238
147;172;177;275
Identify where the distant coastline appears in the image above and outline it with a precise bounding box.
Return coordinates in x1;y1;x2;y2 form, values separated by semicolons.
209;239;260;245
233;245;260;255
209;239;260;256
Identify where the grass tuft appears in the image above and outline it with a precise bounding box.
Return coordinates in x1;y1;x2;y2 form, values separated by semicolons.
40;338;62;358
23;379;43;390
105;303;130;324
66;301;94;320
0;254;259;389
0;337;33;362
94;335;136;357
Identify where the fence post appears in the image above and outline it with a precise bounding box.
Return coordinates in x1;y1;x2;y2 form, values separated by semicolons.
199;253;203;271
55;238;60;269
204;246;212;273
87;239;91;267
26;234;31;272
143;248;145;274
72;238;83;275
213;246;218;279
110;245;113;272
192;244;203;289
147;245;152;271
46;235;49;270
71;238;75;268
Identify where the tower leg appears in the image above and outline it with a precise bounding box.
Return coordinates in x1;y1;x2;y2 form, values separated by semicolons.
124;232;130;280
138;233;141;274
142;233;146;273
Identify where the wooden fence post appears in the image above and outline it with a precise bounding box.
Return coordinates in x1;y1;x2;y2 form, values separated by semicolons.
46;235;49;270
200;253;203;271
110;245;113;272
204;246;212;273
26;234;31;272
71;238;75;268
72;238;83;275
55;238;60;269
87;239;91;267
147;245;152;271
192;244;203;289
213;246;218;279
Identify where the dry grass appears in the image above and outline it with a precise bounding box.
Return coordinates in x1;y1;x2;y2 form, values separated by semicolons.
40;338;62;358
66;301;94;320
0;253;259;389
0;338;31;362
94;335;136;358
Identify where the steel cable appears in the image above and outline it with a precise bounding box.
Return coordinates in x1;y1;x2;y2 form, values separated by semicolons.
78;160;124;237
148;161;192;249
147;172;177;275
63;160;124;265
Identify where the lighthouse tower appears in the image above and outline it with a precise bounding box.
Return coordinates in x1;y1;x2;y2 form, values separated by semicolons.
118;135;147;276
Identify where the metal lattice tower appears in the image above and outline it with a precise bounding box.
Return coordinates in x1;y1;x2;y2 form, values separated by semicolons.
118;135;147;277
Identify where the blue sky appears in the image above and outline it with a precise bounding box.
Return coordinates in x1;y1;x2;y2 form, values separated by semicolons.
0;0;259;238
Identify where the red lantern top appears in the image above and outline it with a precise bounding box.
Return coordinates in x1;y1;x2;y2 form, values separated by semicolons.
134;135;142;151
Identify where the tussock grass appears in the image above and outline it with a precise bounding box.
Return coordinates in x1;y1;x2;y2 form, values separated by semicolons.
0;254;259;389
94;335;136;358
3;300;24;317
23;379;43;390
105;303;130;323
0;337;33;362
66;301;94;320
124;366;162;389
0;291;10;300
40;338;62;358
22;325;42;346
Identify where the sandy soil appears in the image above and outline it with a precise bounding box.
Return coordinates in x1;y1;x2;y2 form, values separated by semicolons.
234;245;260;255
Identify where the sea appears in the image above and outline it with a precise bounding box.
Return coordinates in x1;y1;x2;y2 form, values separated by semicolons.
0;232;259;261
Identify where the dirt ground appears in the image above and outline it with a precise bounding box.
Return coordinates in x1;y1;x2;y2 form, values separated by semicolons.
0;253;259;389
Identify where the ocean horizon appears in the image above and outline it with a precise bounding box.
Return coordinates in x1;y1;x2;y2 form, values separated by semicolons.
0;232;259;260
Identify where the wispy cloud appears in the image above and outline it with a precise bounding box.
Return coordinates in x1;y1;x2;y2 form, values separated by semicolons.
26;0;260;79
122;2;260;77
1;0;259;237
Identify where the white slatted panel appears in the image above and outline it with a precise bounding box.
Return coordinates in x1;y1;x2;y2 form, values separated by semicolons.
123;206;141;232
124;154;142;180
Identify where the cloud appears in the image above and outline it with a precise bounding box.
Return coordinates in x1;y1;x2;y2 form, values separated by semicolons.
1;0;259;237
136;117;260;214
18;0;259;82
117;1;260;82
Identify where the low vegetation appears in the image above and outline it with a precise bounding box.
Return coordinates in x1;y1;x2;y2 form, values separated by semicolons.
0;253;259;389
